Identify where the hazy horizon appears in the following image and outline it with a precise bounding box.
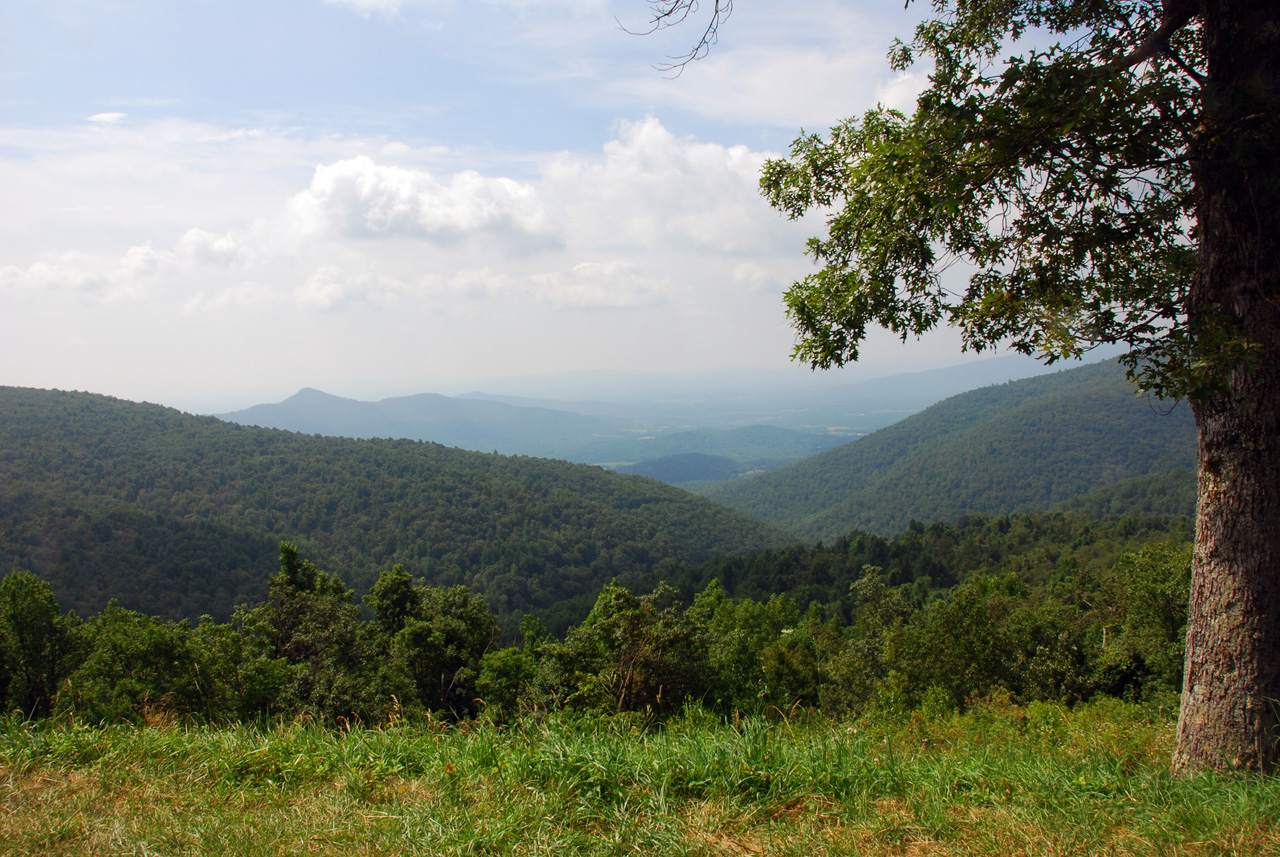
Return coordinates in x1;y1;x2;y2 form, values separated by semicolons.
3;1;1074;416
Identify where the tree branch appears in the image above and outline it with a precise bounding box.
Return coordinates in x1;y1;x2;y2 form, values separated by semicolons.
1109;0;1199;72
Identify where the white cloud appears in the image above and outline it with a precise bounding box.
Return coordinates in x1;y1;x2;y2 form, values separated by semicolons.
323;0;408;16
2;117;808;326
542;117;789;255
875;72;928;114
184;281;283;313
1;261;108;295
449;267;519;300
177;229;251;269
530;260;664;309
731;261;779;294
0;243;175;302
291;156;561;251
87;112;126;124
295;265;410;310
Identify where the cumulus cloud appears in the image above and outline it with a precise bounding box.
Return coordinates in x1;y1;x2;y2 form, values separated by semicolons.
541;117;788;255
448;268;519;301
87;112;127;124
184;281;283;313
291;156;560;251
1;244;174;301
2;117;800;334
177;229;251;268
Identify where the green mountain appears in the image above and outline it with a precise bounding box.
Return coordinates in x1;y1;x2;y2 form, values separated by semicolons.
0;387;791;630
700;360;1197;541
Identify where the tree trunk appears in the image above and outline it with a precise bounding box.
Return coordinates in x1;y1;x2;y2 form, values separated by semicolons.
1173;0;1280;774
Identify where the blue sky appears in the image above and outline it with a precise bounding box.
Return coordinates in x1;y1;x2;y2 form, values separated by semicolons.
0;0;980;412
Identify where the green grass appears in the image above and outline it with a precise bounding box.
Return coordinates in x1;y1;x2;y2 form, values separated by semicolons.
2;699;1276;856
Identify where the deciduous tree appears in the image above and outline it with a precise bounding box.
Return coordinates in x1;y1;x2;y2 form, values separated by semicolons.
653;0;1279;772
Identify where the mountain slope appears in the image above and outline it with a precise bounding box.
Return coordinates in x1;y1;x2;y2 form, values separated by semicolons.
0;387;791;627
701;360;1197;541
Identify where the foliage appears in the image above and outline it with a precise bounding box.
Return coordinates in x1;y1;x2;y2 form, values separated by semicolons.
239;542;384;724
759;0;1203;397
1085;541;1193;699
57;603;209;725
616;452;743;485
538;584;709;719
1;493;1200;727
382;581;499;718
1051;466;1197;518
0;571;77;719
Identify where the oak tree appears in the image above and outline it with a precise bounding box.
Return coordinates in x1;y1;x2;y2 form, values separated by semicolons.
652;0;1279;772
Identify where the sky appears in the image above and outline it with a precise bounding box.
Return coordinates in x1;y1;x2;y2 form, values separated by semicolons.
0;0;990;413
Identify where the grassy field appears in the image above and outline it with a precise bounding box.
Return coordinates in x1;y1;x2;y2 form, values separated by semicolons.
2;698;1276;856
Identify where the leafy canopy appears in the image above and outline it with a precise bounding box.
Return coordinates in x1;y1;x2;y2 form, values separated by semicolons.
760;0;1203;398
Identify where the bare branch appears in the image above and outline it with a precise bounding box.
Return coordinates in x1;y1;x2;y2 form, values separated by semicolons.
619;0;733;75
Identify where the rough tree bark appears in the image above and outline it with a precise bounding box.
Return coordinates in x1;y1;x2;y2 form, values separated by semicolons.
1175;0;1280;773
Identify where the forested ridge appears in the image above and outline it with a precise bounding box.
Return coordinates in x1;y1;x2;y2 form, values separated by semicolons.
0;386;790;629
703;360;1196;541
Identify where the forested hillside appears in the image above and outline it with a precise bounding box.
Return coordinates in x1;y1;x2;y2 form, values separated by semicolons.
702;361;1196;541
646;510;1193;617
0;387;790;628
1051;468;1197;518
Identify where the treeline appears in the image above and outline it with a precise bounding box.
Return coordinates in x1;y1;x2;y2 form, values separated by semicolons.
0;524;1190;726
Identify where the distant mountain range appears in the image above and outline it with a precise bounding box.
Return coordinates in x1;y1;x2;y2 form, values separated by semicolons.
700;360;1198;541
217;354;1082;474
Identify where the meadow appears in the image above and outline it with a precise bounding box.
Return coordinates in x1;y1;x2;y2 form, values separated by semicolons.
3;698;1276;856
